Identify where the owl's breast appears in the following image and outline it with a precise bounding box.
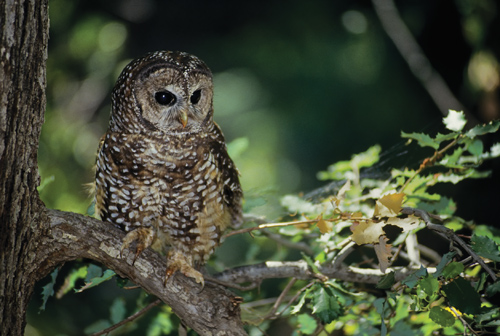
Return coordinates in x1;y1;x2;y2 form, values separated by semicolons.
94;131;234;260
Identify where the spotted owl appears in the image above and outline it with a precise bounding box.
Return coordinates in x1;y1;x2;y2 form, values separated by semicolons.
94;51;243;286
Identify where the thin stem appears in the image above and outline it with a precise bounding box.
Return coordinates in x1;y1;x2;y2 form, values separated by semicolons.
90;299;162;336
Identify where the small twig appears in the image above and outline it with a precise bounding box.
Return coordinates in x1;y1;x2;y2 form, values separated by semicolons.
402;207;498;281
262;230;315;255
225;219;320;239
399;136;462;193
204;276;260;291
277;281;316;317
449;306;479;336
264;278;298;319
90;299;162;336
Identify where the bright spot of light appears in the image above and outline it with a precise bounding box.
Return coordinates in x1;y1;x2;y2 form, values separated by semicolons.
98;22;127;52
341;10;368;34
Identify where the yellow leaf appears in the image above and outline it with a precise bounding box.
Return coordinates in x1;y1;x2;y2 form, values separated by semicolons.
373;193;405;217
351;220;384;245
385;215;421;233
331;180;351;207
374;236;392;273
317;215;332;234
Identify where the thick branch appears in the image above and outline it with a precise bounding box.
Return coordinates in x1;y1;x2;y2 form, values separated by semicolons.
213;260;413;285
44;209;247;336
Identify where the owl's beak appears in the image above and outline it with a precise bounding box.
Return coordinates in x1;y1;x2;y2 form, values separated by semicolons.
180;111;188;128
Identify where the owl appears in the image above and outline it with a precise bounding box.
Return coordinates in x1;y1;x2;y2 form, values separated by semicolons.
94;51;243;286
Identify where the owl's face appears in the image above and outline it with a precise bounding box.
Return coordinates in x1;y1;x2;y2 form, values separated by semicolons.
111;51;214;134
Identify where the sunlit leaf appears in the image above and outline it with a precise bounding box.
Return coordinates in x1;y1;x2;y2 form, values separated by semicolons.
297;314;317;335
466;120;500;138
429;306;455;328
401;132;439;149
76;269;116;293
351;220;384;245
373;193;404;217
384;215;421;234
443;110;466;132
317;214;332;234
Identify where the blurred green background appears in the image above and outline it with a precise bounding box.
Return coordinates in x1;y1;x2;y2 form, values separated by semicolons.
30;0;499;334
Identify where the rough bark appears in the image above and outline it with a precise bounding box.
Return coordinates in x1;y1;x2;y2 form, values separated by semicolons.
46;210;246;335
0;1;247;335
0;0;49;335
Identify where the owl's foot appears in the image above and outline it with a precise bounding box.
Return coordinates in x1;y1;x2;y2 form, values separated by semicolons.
120;227;155;265
165;250;204;288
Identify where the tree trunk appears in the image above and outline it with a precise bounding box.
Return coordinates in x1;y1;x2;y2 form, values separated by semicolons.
0;1;247;335
0;0;49;335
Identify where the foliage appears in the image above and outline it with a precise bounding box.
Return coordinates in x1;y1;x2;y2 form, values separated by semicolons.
34;112;500;335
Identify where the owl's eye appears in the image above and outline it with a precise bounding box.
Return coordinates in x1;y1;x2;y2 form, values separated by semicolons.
190;89;202;105
155;91;176;106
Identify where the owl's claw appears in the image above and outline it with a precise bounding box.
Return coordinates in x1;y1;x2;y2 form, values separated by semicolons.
165;250;205;289
120;227;155;265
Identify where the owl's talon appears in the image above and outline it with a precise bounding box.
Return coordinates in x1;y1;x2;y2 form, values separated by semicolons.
165;250;205;288
120;227;155;264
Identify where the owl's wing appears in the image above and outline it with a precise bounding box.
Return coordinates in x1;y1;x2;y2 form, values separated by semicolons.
211;123;243;227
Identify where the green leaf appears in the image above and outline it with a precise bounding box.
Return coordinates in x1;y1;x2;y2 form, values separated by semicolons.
110;297;127;324
471;234;500;262
443;110;466;132
466;120;500;138
402;266;427;289
434;132;459;144
76;269;116;293
290;291;308;315
433;252;455;278
419;274;440;298
486;281;500;297
350;145;381;169
418;197;456;216
297;314;317;335
441;262;464;279
85;264;103;282
439;147;463;168
467;139;484;157
40;268;59;311
311;285;342;324
148;309;174;336
401;131;439;149
442;277;481;315
429;306;455;328
84;319;111;335
376;271;395;289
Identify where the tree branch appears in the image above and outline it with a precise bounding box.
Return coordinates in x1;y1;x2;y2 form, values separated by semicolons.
372;0;475;121
43;209;247;336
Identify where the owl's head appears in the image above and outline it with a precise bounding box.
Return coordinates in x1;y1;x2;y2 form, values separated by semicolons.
110;51;214;134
